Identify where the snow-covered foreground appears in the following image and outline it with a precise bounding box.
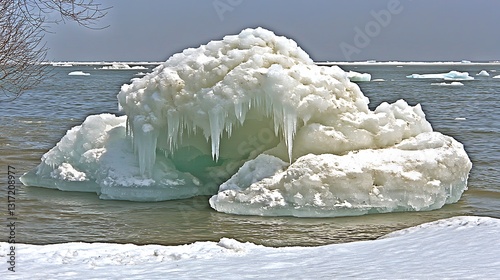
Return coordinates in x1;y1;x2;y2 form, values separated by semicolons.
2;216;499;279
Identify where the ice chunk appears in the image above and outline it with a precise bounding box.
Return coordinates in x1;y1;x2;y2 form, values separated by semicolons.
22;28;472;216
68;71;90;76
476;70;490;77
347;70;371;82
210;132;472;217
493;75;500;79
407;71;474;80
20;114;205;201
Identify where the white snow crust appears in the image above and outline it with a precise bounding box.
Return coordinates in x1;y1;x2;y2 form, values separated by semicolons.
21;27;472;216
2;216;499;279
407;71;474;80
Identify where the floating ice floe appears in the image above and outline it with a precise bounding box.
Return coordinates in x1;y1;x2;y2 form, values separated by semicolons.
407;71;474;81
493;75;500;79
21;28;472;217
100;63;148;70
347;70;372;82
68;71;90;76
431;82;464;86
476;70;490;77
371;78;385;82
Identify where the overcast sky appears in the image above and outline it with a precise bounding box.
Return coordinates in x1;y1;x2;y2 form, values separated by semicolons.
45;0;500;62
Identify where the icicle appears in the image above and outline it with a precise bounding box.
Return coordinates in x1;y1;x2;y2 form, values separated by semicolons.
208;107;224;161
133;117;158;176
167;110;180;151
282;106;297;162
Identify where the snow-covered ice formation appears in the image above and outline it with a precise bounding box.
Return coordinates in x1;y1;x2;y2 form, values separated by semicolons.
346;70;371;82
21;28;472;217
407;71;474;80
493;75;500;79
1;216;499;279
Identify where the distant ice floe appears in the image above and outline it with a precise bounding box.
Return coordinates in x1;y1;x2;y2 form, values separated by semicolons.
372;78;385;82
407;71;474;81
476;70;490;77
431;82;464;86
493;75;500;79
347;70;371;82
52;62;73;67
22;28;472;217
68;71;90;76
100;63;148;70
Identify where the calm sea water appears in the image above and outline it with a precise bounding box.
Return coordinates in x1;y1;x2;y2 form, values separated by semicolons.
1;63;499;247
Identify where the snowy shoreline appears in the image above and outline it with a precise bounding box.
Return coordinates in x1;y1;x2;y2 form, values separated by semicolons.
2;216;499;279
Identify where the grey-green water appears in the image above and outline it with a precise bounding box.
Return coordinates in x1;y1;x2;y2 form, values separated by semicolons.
1;64;499;246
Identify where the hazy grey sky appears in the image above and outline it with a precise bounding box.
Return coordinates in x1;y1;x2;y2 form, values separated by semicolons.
45;0;500;62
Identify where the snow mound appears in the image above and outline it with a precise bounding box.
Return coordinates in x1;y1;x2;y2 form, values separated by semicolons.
476;70;490;77
407;71;474;80
347;70;371;82
2;216;499;279
68;71;90;76
22;27;472;216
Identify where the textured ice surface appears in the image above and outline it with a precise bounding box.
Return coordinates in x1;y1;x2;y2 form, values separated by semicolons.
22;28;472;216
210;132;471;217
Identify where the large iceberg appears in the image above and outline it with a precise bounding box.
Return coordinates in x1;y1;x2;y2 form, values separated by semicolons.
21;28;472;217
